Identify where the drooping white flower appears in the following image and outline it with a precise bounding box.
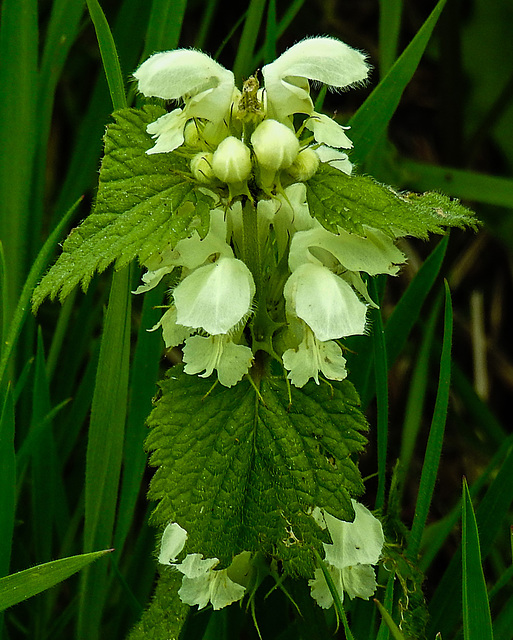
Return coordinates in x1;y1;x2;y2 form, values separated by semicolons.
261;37;370;123
309;500;384;608
134;49;236;153
174;256;255;335
284;263;368;341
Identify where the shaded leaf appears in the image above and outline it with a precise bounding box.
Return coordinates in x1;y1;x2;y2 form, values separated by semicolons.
146;368;368;576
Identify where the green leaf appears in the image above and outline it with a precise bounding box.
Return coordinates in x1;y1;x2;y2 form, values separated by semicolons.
306;164;478;239
146;368;368;575
0;550;111;612
462;479;494;640
32;106;212;307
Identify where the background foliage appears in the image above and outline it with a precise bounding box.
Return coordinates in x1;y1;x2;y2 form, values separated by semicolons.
1;0;512;638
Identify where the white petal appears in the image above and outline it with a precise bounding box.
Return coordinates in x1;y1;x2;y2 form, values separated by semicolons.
176;553;219;579
158;522;188;564
134;49;234;103
283;330;347;388
265;37;369;91
323;500;384;569
308;565;344;609
288;225;405;275
342;564;378;600
262;37;369;121
183;335;253;387
314;145;353;174
284;263;367;340
209;570;246;610
152;307;191;348
179;574;212;610
145;108;187;154
132;264;175;294
174;257;255;334
306;113;353;149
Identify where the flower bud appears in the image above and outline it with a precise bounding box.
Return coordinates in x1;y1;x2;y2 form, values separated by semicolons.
183;120;202;148
286;148;320;181
251;119;299;171
191;152;215;183
212;136;252;184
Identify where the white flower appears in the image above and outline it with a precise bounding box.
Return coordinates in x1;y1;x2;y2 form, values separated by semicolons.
261;37;370;123
134;49;236;153
174;256;255;335
183;334;253;387
314;145;353;174
284;263;368;341
282;263;366;386
309;500;384;608
158;522;251;611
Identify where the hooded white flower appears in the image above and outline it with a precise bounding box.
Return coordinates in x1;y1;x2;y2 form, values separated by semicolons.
134;49;236;153
174;256;255;335
261;37;369;149
158;522;250;610
282;263;367;386
309;500;384;608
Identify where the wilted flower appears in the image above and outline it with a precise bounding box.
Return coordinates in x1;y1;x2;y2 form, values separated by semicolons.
158;522;252;610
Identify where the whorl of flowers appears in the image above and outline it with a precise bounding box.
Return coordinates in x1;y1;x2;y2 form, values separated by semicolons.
133;38;406;388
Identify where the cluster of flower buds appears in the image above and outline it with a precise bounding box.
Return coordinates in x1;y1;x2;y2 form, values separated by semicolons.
133;38;406;387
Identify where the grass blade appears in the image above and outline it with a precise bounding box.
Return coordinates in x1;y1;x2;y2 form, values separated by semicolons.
0;0;38;316
78;267;131;640
370;278;389;510
0;197;81;392
378;0;403;75
86;0;127;111
233;0;267;83
0;550;112;612
350;0;447;163
0;385;15;578
462;478;494;640
407;281;452;560
143;0;187;59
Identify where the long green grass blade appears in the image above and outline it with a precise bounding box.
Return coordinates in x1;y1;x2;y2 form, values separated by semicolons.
378;0;403;75
386;236;448;369
86;0;127;111
407;281;452;560
428;440;513;637
143;0;187;59
78;266;131;640
0;385;15;579
399;159;513;209
350;0;447;163
0;0;38;317
0;197;81;392
462;478;494;640
370;278;388;510
113;284;164;556
233;0;267;82
0;550;112;612
375;597;406;640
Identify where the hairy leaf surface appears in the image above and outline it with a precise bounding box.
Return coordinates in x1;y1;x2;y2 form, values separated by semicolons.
33;106;211;308
146;368;368;576
306;163;478;238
